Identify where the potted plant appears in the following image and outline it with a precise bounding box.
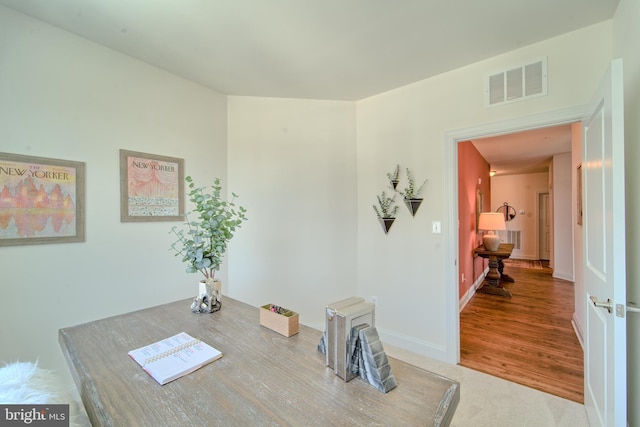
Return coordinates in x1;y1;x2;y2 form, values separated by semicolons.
373;190;399;234
170;176;247;313
386;164;400;189
398;168;427;216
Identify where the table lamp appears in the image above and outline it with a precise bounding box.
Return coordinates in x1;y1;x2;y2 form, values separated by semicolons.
478;212;506;251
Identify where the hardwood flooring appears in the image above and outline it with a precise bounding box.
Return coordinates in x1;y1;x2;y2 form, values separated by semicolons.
459;263;584;403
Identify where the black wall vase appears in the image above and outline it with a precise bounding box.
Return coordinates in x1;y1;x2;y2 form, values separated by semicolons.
378;217;395;234
404;198;423;216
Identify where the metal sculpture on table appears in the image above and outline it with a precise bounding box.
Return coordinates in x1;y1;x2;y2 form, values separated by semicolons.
318;297;397;393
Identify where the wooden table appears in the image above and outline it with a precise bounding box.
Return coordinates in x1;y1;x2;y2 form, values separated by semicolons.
59;297;459;426
474;243;514;298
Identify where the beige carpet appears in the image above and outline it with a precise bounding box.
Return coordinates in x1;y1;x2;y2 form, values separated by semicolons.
384;345;589;427
503;258;543;270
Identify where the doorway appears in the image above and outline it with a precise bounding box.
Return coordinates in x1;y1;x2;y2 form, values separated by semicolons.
444;107;584;381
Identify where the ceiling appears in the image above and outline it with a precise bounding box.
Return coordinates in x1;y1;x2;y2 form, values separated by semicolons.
1;0;612;173
471;124;574;176
0;0;619;101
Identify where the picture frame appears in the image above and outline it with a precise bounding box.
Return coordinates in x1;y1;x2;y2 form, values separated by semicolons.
0;152;85;246
577;163;583;225
119;150;184;222
475;188;483;233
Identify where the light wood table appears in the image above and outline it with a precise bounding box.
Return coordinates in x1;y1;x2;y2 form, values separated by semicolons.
474;243;515;298
59;297;459;426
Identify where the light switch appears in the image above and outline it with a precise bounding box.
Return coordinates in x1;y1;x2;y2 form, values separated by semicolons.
432;221;441;234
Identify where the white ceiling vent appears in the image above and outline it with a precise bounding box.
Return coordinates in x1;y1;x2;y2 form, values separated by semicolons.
486;58;547;107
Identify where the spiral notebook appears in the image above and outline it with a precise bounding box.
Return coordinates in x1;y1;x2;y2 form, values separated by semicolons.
128;332;222;385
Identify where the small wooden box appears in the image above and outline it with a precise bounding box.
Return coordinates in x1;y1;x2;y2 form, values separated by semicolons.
259;304;299;337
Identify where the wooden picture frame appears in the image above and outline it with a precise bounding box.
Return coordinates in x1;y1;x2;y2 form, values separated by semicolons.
475;188;483;233
120;150;184;222
0;152;85;246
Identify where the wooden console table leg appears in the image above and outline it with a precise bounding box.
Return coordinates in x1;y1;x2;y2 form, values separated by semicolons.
477;255;512;298
498;259;515;283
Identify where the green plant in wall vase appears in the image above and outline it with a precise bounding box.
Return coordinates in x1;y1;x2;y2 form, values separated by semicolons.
373;190;399;234
399;168;427;217
386;164;400;190
170;176;247;313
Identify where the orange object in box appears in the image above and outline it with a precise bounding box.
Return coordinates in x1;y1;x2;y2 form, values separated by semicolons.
259;304;299;337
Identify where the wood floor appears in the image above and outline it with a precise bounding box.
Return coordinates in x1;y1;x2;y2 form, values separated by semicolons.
460;263;584;403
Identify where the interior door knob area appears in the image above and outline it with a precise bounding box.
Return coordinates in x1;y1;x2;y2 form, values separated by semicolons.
589;295;613;313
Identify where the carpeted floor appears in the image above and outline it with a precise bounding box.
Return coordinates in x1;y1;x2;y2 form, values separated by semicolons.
502;258;544;270
385;345;588;426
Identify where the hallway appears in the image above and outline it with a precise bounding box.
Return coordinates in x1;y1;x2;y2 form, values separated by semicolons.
459;263;583;403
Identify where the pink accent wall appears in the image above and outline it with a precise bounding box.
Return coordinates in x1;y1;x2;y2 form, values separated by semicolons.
457;141;491;299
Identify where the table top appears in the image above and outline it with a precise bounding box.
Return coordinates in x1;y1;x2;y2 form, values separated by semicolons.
59;297;459;427
474;243;514;257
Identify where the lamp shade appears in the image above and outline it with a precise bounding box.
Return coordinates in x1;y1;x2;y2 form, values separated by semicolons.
478;212;506;231
478;212;506;251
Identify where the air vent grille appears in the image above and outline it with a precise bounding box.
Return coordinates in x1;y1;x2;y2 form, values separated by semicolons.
486;58;547;107
498;230;522;250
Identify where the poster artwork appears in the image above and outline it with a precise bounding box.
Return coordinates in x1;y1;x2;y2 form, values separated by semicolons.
0;158;79;240
126;154;180;217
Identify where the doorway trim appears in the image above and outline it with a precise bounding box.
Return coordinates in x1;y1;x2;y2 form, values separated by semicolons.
537;191;550;262
443;105;584;363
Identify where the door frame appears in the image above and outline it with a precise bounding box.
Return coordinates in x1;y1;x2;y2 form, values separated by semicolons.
444;105;583;363
537;191;550;261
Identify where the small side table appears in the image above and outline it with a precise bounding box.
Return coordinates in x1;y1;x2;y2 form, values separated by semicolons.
473;243;515;298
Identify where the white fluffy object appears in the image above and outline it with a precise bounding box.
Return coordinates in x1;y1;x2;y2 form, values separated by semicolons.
0;361;90;427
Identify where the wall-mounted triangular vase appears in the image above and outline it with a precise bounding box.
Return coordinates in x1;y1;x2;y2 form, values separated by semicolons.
390;179;399;190
404;198;423;216
378;217;395;234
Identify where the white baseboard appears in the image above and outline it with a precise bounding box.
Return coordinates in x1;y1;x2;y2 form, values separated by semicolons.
375;327;449;361
571;313;584;350
508;252;538;260
553;271;574;281
304;322;450;362
459;268;487;312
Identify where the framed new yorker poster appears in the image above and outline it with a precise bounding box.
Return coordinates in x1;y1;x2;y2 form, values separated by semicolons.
119;150;184;222
0;152;85;246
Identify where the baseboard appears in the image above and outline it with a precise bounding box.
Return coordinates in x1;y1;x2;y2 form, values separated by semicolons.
458;267;489;312
507;252;538;260
375;327;449;361
458;268;487;311
553;271;574;281
305;322;450;361
571;313;584;350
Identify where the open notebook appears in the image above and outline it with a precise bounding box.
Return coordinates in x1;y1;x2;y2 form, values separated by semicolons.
128;332;222;385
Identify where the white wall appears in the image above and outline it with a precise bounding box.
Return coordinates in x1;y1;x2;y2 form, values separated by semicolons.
4;2;636;416
226;96;357;327
0;6;228;384
491;172;550;260
552;152;574;281
613;0;640;423
357;21;613;361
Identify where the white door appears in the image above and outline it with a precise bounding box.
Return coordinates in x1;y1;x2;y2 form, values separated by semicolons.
538;192;550;260
582;59;627;426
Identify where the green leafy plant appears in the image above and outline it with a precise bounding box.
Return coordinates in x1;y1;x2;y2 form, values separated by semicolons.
373;191;399;218
170;176;247;279
399;168;427;200
386;164;400;183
